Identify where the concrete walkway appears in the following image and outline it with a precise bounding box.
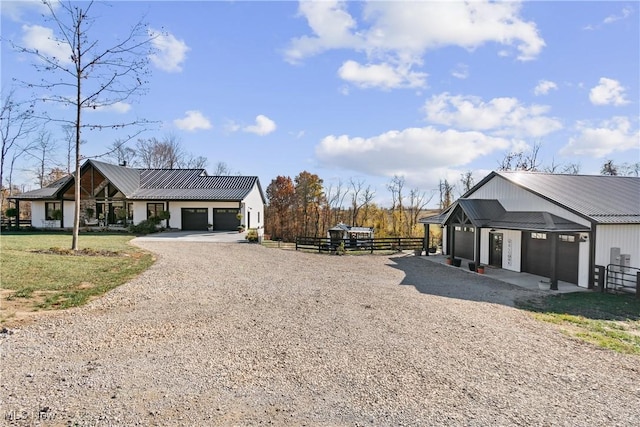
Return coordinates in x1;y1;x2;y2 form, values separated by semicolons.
418;254;589;294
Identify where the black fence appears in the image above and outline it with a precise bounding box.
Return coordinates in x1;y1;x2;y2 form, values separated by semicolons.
0;219;32;229
296;236;423;253
596;263;640;298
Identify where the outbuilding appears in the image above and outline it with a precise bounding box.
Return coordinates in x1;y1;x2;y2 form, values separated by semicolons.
420;171;640;290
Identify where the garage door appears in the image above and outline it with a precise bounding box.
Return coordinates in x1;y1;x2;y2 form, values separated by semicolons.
523;232;578;284
182;208;208;231
213;209;239;231
453;225;475;260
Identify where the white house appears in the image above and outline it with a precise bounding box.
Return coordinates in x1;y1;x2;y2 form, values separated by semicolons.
420;171;640;290
11;159;266;232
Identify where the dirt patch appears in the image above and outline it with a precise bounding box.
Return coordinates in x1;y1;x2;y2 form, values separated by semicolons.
1;289;59;328
30;247;122;257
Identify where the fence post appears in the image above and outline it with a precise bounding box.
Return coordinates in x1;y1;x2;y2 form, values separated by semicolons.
594;265;605;292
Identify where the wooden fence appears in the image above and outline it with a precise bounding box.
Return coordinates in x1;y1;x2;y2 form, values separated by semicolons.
295;236;424;253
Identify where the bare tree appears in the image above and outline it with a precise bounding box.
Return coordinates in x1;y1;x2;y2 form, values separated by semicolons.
438;179;455;210
211;161;233;175
407;187;434;236
601;160;619;176
1;89;36;211
387;175;405;236
459;170;474;195
27;129;59;187
498;141;542;171
12;0;154;250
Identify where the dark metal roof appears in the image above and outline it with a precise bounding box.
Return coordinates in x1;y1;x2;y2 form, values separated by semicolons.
457;199;506;227
496;172;640;224
11;175;73;200
10;159;264;203
419;199;589;232
489;211;589;232
90;160;140;196
140;169;206;189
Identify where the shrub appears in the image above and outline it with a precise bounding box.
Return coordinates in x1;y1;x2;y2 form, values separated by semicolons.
128;219;160;235
5;208;18;218
246;228;259;242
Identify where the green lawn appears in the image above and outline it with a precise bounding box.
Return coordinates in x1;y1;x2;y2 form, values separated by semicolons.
1;233;154;322
516;292;640;355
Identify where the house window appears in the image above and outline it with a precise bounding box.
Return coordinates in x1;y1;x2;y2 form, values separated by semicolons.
258;212;260;223
147;203;164;219
45;202;61;220
559;234;576;242
531;232;547;239
127;203;134;220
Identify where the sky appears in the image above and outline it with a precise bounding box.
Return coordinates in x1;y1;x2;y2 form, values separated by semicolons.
1;0;639;207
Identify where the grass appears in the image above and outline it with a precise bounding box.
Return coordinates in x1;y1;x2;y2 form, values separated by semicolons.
516;292;640;355
1;232;154;323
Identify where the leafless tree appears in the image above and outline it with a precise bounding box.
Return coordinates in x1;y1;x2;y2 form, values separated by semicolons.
438;179;455;210
211;161;233;175
106;139;137;167
12;0;154;249
1;89;37;211
387;175;405;236
407;187;434;236
27;129;59;187
459;170;474;195
601;160;619;176
498;141;542;171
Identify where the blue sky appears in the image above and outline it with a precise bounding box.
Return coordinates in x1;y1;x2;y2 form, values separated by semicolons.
2;0;639;207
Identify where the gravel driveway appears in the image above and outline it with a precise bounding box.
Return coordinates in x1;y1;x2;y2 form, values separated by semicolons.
1;241;639;426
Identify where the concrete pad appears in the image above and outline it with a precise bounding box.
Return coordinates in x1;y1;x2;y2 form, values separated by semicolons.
132;230;247;243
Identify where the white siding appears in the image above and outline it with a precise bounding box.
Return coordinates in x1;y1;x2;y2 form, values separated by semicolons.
63;200;74;228
470;175;591;227
595;224;640;269
502;229;522;272
480;228;490;265
31;201;46;227
578;239;590;288
241;183;265;230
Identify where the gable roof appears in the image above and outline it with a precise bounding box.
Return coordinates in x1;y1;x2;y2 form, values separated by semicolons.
11;159;265;203
421;198;589;232
470;171;640;224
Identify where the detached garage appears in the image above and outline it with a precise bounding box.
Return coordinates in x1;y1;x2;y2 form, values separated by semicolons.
420;171;640;290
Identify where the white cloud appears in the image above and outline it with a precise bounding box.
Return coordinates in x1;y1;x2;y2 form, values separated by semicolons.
224;119;241;133
534;80;558;96
174;110;212;132
423;93;562;137
243;115;277;136
337;60;426;89
21;24;72;64
286;0;545;89
589;77;629;106
603;7;632;24
88;102;132;114
149;28;190;73
560;117;639;158
315;126;510;178
451;63;469;80
2;0;52;22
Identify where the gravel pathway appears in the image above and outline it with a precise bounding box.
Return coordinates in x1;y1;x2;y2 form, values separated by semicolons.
1;241;639;426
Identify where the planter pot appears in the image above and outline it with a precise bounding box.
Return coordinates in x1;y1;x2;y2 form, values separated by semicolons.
414;249;423;256
429;247;437;254
538;280;551;291
445;258;453;265
452;258;462;267
477;266;485;274
468;262;476;271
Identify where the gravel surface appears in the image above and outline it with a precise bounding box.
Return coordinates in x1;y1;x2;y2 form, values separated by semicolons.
1;241;639;426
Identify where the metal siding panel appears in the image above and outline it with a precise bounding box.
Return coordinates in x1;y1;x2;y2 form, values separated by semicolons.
595;224;640;269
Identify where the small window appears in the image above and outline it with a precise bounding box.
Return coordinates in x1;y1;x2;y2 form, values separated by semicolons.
531;232;547;240
147;203;164;219
559;234;576;242
45;202;61;220
455;226;462;231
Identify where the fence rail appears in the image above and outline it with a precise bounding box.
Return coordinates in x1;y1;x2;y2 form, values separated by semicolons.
0;218;32;228
602;263;640;297
295;236;424;253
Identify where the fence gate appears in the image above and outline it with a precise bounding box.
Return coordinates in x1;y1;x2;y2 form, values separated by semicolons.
604;263;640;297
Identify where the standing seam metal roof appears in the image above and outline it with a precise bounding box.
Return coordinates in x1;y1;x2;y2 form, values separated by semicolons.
497;172;640;224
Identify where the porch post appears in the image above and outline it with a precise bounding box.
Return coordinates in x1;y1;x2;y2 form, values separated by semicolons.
474;227;481;271
550;232;559;290
15;200;20;227
166;201;170;228
424;224;429;256
449;225;455;258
